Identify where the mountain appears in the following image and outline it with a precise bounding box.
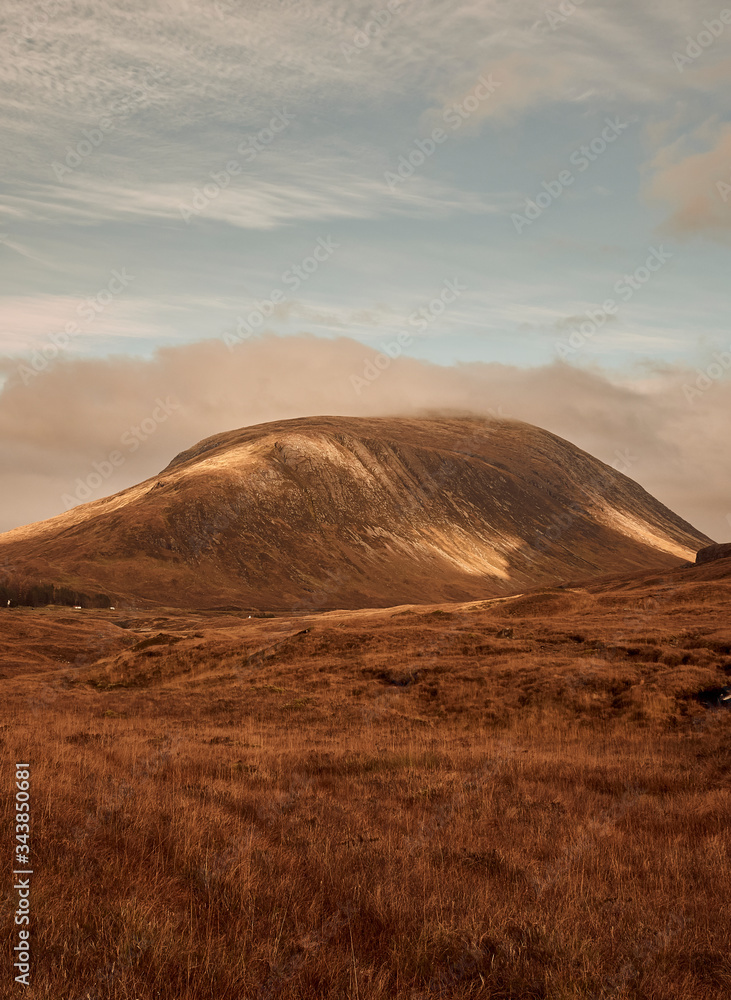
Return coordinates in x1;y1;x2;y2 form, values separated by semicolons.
0;415;713;610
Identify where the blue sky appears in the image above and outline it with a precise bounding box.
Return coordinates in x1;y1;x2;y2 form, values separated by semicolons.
0;0;730;536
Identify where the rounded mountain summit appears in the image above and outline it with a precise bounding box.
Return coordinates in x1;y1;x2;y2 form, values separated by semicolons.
0;416;712;609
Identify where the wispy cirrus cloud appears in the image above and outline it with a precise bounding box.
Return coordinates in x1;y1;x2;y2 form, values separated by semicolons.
1;1;727;163
1;157;506;230
0;294;171;354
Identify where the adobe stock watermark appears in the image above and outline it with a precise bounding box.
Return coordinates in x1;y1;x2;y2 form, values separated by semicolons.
716;170;731;204
555;246;673;358
51;67;166;181
598;913;686;999
179;109;295;223
14;0;71;47
533;0;588;34
681;346;731;404
525;448;637;564
169;0;238;19
173;0;317;19
385;75;501;192
512;117;632;233
17;268;135;385
222;236;340;350
13;763;32;986
672;9;731;71
341;0;406;62
350;277;466;394
61;397;181;509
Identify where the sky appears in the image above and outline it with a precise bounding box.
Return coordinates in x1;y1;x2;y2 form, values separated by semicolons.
0;0;730;538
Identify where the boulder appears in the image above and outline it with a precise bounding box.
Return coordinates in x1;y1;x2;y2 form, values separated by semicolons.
695;542;731;565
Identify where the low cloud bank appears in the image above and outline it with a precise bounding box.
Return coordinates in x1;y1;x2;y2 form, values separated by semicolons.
1;333;729;540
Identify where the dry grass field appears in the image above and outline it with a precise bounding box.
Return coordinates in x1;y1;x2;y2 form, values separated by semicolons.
2;561;730;998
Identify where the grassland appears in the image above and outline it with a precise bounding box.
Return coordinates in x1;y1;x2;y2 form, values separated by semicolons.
2;563;730;998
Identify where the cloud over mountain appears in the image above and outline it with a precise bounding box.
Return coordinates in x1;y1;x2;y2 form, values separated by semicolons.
1;334;728;539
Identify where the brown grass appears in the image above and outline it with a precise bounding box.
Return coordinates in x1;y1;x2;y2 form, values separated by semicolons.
2;574;731;998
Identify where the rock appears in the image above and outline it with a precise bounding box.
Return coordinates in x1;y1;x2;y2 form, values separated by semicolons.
695;543;731;565
694;686;731;709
